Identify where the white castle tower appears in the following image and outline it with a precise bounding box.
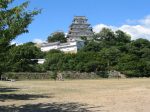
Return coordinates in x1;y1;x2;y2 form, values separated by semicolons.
67;16;94;40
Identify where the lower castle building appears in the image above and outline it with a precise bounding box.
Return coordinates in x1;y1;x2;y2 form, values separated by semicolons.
40;39;84;53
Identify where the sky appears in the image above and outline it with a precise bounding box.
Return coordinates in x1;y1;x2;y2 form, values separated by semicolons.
12;0;150;44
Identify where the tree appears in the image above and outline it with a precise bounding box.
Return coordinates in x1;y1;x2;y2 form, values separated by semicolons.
84;61;100;72
46;49;62;54
47;32;67;43
8;42;44;72
115;30;131;44
98;47;121;71
74;52;99;72
81;41;102;52
44;51;64;71
132;38;150;49
0;0;40;75
94;28;115;41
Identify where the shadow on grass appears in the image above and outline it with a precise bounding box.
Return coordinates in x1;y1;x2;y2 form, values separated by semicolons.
0;87;19;93
0;94;53;102
0;87;53;102
0;88;103;112
0;102;102;112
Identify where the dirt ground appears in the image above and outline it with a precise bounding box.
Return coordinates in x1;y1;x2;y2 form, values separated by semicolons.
0;79;150;112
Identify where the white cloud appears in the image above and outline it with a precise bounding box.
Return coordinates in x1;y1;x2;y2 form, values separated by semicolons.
33;38;45;44
10;41;17;45
10;41;22;46
120;25;150;40
93;15;150;40
93;24;109;33
65;33;68;37
139;15;150;26
93;24;117;33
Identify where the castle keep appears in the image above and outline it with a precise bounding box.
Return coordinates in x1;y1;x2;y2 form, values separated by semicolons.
67;16;94;39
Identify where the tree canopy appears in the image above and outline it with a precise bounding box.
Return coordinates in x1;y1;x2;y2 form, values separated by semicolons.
8;42;44;72
43;28;150;77
0;0;40;74
47;32;67;43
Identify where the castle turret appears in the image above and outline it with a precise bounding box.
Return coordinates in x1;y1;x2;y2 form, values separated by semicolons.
67;16;94;40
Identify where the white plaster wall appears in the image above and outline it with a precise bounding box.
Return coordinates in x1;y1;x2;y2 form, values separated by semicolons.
41;45;58;52
40;41;84;53
37;59;45;64
60;46;77;53
69;41;77;45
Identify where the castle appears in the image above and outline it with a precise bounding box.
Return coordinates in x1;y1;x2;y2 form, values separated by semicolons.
40;16;93;53
67;16;94;40
41;39;84;53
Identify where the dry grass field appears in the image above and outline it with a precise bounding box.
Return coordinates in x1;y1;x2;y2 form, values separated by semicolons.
0;79;150;112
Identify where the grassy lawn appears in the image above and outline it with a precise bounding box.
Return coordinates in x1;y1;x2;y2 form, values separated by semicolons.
0;79;150;112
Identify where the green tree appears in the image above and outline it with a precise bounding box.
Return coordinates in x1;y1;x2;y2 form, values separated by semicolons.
115;30;131;44
132;38;150;49
8;42;43;72
75;52;99;72
44;51;64;71
47;32;67;43
60;53;76;71
84;61;100;72
81;41;102;52
98;47;121;71
94;28;115;41
46;49;62;54
0;0;40;76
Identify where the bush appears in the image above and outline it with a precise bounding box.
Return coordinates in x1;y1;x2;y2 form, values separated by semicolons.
96;71;109;78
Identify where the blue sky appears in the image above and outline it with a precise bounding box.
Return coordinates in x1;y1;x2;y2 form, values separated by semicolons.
12;0;150;44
